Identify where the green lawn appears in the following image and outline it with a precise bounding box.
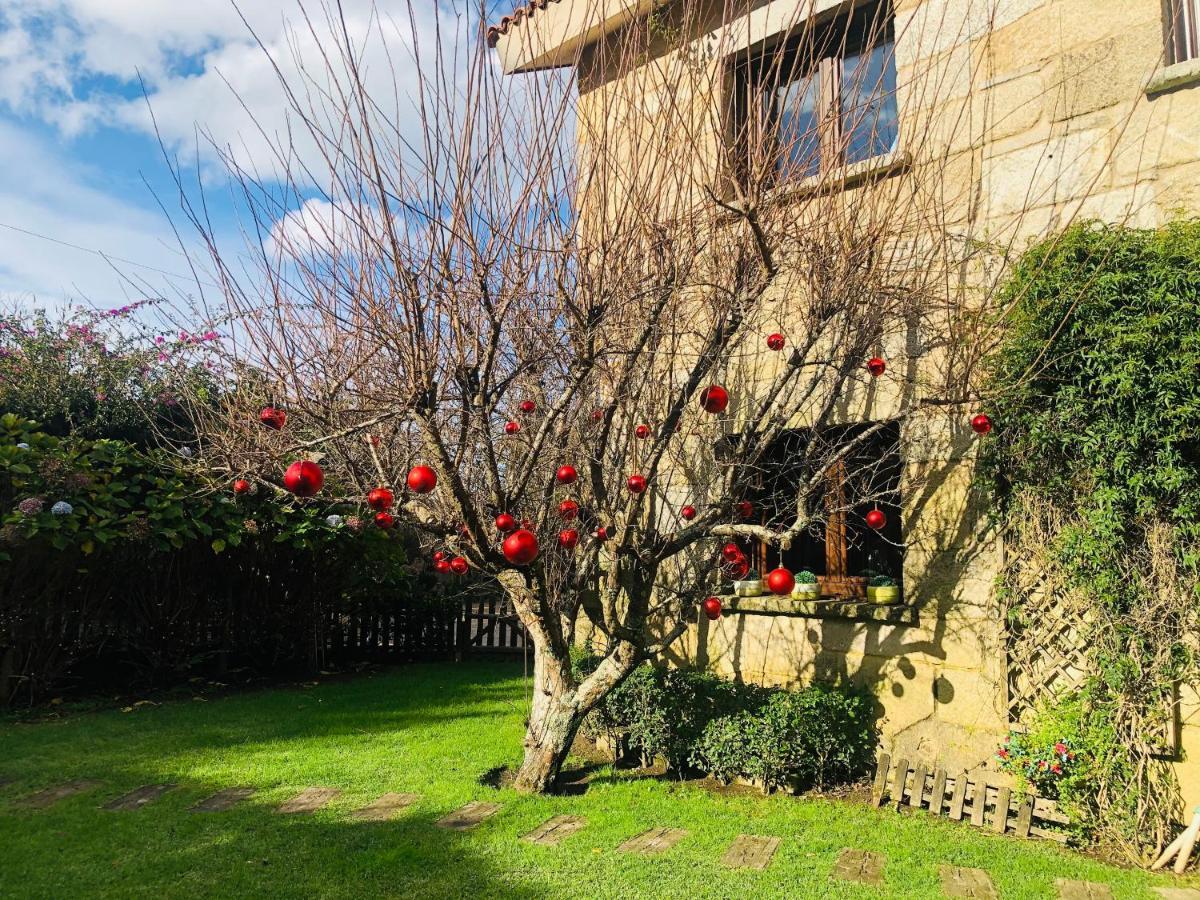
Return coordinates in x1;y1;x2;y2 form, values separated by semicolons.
0;662;1191;899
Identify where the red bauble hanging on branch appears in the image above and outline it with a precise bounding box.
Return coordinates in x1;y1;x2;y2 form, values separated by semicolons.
433;550;447;562
699;385;729;414
971;413;993;435
283;461;324;497
680;505;697;521
502;528;540;565
594;525;610;541
767;332;785;351
867;357;886;377
494;512;516;532
635;424;651;439
865;509;887;530
259;407;286;430
627;474;648;494
504;421;521;435
374;511;395;530
520;400;537;414
728;559;750;580
736;500;754;520
766;567;796;596
558;529;580;550
232;478;251;496
367;487;394;511
435;558;452;574
558;499;579;520
556;465;578;485
406;465;438;494
450;556;469;575
702;596;723;620
721;542;743;563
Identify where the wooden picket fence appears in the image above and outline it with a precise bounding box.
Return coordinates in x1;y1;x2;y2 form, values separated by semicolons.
871;753;1070;843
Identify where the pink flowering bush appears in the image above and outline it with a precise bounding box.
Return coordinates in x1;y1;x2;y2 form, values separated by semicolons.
996;731;1078;797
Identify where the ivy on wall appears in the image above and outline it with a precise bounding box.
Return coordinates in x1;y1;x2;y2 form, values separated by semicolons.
981;220;1200;861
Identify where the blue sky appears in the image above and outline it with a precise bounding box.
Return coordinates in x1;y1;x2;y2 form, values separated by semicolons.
0;1;505;313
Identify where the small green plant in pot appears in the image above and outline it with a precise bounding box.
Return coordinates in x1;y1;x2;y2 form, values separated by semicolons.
867;575;900;604
791;569;820;599
733;569;763;597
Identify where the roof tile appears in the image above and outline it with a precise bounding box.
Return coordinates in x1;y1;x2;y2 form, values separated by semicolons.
486;0;566;47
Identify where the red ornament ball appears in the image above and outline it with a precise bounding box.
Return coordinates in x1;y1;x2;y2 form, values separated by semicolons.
971;413;993;435
702;596;723;621
721;542;743;563
434;559;452;574
635;424;651;439
494;512;517;533
736;500;754;520
865;509;887;530
594;525;610;541
558;528;580;550
283;460;324;497
558;499;579;520
366;487;394;511
767;332;786;351
627;474;648;494
520;400;537;414
699;385;729;414
406;465;437;494
556;465;578;485
504;421;521;435
232;478;251;496
867;357;886;377
450;556;469;575
374;511;395;530
680;505;697;521
259;406;286;430
728;559;750;580
502;528;540;565
433;550;447;562
766;567;796;596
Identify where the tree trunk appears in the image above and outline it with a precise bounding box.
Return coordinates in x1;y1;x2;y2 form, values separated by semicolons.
513;643;583;793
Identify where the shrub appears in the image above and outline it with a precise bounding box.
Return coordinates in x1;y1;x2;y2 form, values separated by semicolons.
691;711;754;784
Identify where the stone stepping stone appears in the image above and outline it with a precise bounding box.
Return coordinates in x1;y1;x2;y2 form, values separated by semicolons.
350;792;419;822
940;865;998;899
832;848;886;887
17;779;102;809
721;834;781;870
617;826;689;855
1055;880;1113;899
435;801;502;830
277;787;341;814
1152;890;1200;899
191;786;255;813
103;783;176;811
522;814;587;846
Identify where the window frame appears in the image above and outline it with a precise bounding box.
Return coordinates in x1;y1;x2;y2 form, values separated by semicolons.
1166;0;1200;65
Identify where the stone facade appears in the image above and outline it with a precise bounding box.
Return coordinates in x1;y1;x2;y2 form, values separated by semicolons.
494;0;1200;810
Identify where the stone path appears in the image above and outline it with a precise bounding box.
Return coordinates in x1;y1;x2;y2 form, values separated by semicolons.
103;783;176;811
832;848;886;887
277;787;341;814
436;801;501;830
522;814;587;846
191;786;255;813
351;792;419;822
618;826;689;855
17;779;102;809
939;865;999;899
721;834;780;870
1152;890;1200;900
1055;879;1114;899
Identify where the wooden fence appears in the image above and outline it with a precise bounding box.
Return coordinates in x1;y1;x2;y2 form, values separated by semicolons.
871;753;1070;843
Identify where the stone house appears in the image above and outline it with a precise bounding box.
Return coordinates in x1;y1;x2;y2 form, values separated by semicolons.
488;0;1200;809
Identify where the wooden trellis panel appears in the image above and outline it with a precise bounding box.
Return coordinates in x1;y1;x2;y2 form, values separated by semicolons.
871;754;1069;844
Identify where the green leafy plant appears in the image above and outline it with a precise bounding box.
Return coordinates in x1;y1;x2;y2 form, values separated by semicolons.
869;575;896;587
795;570;817;584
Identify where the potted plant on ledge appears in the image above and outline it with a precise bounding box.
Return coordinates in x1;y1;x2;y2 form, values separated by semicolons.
867;575;901;604
791;570;820;600
733;569;764;597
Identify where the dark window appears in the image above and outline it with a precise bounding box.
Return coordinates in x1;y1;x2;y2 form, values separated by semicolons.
1167;0;1200;64
730;1;898;182
731;423;902;599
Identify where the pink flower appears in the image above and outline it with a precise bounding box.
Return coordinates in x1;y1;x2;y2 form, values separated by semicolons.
17;497;44;516
997;749;1009;760
1051;763;1062;775
1053;742;1068;755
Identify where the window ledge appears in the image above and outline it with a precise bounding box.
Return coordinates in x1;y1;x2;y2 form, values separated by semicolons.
719;593;919;625
1146;59;1200;95
770;149;912;203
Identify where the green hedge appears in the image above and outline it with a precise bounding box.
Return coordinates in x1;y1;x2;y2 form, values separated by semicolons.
574;655;874;792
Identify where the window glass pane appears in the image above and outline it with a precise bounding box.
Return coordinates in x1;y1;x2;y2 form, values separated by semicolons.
841;40;898;165
774;73;821;178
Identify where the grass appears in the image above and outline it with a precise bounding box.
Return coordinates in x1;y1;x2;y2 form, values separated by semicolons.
0;661;1192;899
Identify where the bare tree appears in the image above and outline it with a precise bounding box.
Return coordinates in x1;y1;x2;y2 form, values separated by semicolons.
167;0;1131;793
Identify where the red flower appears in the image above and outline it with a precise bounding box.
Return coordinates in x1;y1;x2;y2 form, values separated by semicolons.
997;749;1009;760
1053;742;1068;755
